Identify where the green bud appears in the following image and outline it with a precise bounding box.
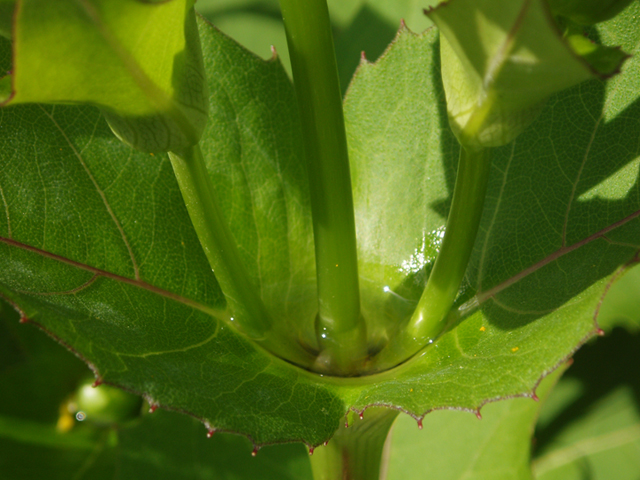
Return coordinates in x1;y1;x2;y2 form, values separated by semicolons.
548;0;634;25
426;0;628;149
74;379;143;425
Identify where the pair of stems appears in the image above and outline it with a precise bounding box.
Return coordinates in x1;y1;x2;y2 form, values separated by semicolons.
170;0;492;376
170;0;368;374
278;0;493;373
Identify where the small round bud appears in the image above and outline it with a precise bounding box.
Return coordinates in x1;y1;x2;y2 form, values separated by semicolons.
74;379;143;425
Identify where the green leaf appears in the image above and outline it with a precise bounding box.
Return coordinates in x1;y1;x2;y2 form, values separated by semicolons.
533;329;640;479
4;0;208;152
340;0;639;421
0;17;347;445
426;0;628;147
0;305;313;480
196;19;318;353
344;26;454;351
384;364;566;480
1;0;639;450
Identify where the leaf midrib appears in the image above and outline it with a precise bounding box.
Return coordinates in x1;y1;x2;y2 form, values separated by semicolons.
0;235;226;321
474;208;640;305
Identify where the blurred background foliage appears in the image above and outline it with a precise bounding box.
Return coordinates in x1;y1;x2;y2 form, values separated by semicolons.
195;0;435;92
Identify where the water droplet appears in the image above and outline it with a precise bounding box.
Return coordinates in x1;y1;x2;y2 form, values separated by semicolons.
230;317;234;322
417;419;423;430
207;429;215;438
76;411;86;421
383;286;390;293
428;339;433;344
308;447;315;456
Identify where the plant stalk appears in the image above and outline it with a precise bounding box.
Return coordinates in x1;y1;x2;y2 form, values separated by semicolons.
376;146;492;369
310;408;399;480
169;145;272;339
278;0;367;373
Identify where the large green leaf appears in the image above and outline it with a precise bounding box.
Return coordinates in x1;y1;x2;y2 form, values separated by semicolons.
1;0;639;450
338;0;639;417
0;21;342;447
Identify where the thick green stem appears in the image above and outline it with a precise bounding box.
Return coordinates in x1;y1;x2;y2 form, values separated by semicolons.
310;408;398;480
376;146;492;369
279;0;367;373
168;145;271;339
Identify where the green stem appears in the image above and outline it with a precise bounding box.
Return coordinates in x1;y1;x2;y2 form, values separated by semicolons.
279;0;367;373
310;408;398;480
376;146;492;369
168;145;271;339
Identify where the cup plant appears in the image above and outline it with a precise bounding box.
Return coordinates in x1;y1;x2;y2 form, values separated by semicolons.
0;0;639;478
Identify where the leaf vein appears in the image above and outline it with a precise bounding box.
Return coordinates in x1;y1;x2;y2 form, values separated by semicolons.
0;235;227;321
37;105;141;280
476;208;640;303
